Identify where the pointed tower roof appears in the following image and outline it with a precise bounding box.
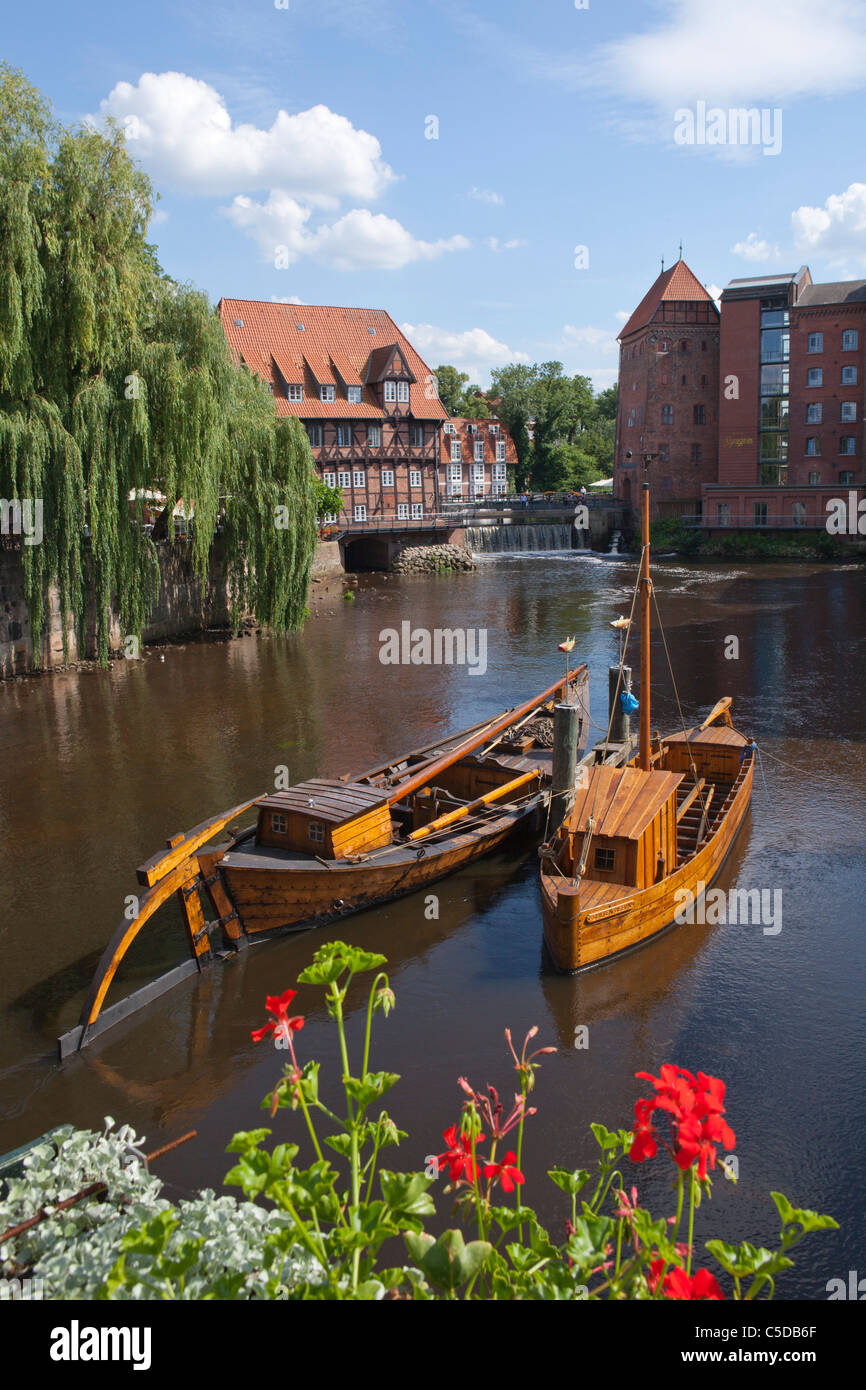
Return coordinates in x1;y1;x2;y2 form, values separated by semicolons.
618;260;716;339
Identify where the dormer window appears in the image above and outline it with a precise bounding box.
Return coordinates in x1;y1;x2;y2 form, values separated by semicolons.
320;385;336;403
397;381;410;403
287;384;303;402
347;386;362;404
384;381;396;403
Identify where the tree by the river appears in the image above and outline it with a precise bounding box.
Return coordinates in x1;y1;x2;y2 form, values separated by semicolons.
0;64;317;663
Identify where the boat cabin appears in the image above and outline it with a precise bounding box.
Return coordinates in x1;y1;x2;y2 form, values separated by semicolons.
661;726;749;782
257;780;393;859
567;766;683;889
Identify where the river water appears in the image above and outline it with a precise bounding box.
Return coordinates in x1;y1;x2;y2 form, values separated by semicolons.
1;550;864;1298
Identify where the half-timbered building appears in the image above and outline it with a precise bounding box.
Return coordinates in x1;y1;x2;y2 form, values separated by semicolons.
438;417;517;501
218;300;448;522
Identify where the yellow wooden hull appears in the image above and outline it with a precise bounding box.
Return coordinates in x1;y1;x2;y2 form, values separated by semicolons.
541;756;753;972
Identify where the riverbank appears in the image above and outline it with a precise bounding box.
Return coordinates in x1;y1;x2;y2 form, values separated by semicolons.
649;519;866;561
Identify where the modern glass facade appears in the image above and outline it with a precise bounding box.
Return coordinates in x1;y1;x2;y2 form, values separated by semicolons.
758;298;790;485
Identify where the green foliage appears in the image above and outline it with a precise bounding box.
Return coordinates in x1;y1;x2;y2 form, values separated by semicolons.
0;64;316;662
433;364;490;418
314;478;343;521
488;360;614;490
2;941;827;1302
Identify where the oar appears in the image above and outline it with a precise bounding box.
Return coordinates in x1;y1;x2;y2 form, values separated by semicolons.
700;697;733;730
408;770;541;841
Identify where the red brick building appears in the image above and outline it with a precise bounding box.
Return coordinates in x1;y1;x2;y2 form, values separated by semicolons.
219;300;447;522
438;417;517;501
705;269;866;529
613;258;721;518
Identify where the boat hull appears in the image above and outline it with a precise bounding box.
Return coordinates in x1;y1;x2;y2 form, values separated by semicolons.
541;758;753;972
222;800;543;937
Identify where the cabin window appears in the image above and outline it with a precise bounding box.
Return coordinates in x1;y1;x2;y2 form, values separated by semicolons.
287;383;303;401
594;846;616;871
347;386;362;404
308;821;325;843
320;385;336;402
271;813;288;835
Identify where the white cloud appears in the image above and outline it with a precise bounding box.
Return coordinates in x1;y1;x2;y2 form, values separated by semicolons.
707;283;723;307
484;236;527;253
730;232;782;263
399;323;529;381
96;71;395;205
792;182;866;268
590;0;866;108
468;187;504;205
270;296;305;304
614;310;630;324
562;324;619;356
225;194;469;270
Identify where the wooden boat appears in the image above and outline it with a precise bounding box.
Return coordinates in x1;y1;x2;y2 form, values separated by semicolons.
540;472;754;973
61;665;588;1055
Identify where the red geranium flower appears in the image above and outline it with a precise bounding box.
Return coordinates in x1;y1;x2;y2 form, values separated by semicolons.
251;989;305;1043
662;1266;724;1301
631;1066;734;1175
629;1097;659;1163
437;1125;485;1183
483;1151;525;1193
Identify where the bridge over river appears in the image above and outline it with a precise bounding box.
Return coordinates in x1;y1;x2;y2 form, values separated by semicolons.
333;497;629;570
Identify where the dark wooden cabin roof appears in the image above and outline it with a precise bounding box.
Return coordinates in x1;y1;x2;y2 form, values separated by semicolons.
570;766;682;841
258;779;388;825
666;726;748;747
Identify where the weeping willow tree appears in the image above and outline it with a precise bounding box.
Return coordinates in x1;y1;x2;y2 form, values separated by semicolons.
0;64;316;664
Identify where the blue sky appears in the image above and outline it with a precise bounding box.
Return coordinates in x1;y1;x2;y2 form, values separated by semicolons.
6;0;866;389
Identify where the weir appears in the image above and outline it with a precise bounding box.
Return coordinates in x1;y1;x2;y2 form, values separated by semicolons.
465;523;588;554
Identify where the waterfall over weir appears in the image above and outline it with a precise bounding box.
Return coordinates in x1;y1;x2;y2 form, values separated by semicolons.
465;523;587;554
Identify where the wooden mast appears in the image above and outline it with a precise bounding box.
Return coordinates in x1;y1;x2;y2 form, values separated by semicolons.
638;474;651;771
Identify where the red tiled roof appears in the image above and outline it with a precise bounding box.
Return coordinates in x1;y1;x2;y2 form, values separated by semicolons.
618;260;717;339
219;300;447;421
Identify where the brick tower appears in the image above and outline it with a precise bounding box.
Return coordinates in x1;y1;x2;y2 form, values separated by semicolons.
614;257;720;519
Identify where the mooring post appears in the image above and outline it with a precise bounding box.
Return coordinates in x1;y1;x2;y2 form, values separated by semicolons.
609;664;632;746
550;701;580;834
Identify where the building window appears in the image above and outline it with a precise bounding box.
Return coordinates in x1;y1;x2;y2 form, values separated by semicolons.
807;368;823;387
383;381;396;402
381;468;394;487
659;339;669;352
841;402;857;422
806;403;822;424
353;504;367;521
307;424;323;448
397;503;409;519
691;443;702;462
347;386;362;404
636;407;643;426
488;423;499;435
320;385;336;402
409;469;422;488
451;440;462;461
754;502;768;527
842;366;858;385
658;444;670;463
808;471;820;484
287;383;303;401
493;464;507;482
411;503;423;520
717;502;731;527
840;437;856;455
842;329;859;351
681;374;687;386
443;421;453;434
397;381;410;403
792;502;807;527
807;332;823;354
352;470;365;487
701;374;708;386
474;440;485;461
839;470;855;483
680;339;688;351
321;512;337;524
693;404;706;425
411;424;424;447
336;425;351;447
271;813;288;835
661;404;674;425
337;469;351;487
496;440;506;461
367;424;381;447
594;846;616;872
805;438;821;456
308;821;325;844
627;410;635;427
323;470;336;487
701;340;707;352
